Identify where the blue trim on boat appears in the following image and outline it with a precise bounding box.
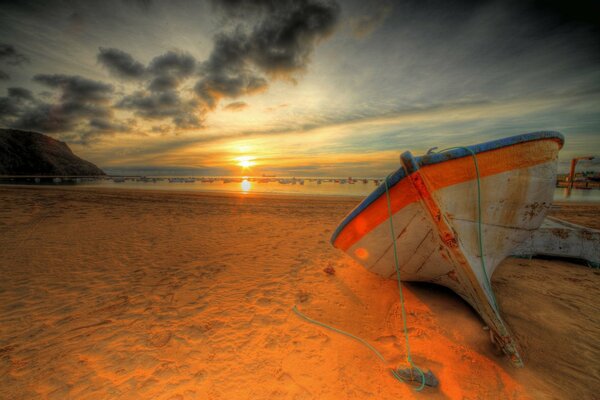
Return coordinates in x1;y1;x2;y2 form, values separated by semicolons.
329;165;407;246
330;131;564;245
419;131;563;167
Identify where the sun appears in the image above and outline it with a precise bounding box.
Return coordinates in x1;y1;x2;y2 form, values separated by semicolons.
237;156;255;169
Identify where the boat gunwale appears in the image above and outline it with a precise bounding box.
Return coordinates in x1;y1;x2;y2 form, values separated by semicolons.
330;131;565;246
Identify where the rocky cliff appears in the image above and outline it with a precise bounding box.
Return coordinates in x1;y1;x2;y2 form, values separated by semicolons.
0;129;105;176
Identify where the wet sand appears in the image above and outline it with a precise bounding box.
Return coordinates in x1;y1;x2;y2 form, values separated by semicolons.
0;186;598;399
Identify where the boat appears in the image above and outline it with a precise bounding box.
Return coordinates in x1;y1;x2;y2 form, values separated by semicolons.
512;216;599;267
331;131;564;366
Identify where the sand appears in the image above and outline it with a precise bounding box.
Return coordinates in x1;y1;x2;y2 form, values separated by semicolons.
0;186;598;400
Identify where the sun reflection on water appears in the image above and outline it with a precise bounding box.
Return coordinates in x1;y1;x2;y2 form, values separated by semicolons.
241;179;251;193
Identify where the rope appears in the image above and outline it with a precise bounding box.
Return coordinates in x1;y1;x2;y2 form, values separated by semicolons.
292;305;386;363
292;305;425;389
290;173;428;391
435;147;499;310
383;176;426;391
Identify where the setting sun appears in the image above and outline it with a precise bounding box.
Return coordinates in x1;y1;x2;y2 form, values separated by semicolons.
237;156;255;169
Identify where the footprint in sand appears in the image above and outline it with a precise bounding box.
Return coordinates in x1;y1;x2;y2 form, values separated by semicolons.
375;335;398;345
256;297;271;307
194;262;228;279
147;330;172;348
296;291;311;304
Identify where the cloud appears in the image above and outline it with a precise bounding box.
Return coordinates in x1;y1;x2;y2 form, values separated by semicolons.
146;50;196;95
107;50;201;128
97;47;146;80
243;0;340;75
148;50;196;78
8;87;35;101
0;71;8;80
117;90;201;128
0;87;40;123
33;74;113;103
0;43;29;66
3;2;340;141
148;75;179;92
195;0;340;112
0;75;131;140
223;101;248;111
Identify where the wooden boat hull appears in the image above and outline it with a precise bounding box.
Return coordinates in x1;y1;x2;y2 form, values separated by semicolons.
331;132;564;366
512;216;600;267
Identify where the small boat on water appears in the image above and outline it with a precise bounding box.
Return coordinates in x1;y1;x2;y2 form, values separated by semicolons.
331;131;564;366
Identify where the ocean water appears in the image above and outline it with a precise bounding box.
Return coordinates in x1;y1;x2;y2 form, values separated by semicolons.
59;177;600;202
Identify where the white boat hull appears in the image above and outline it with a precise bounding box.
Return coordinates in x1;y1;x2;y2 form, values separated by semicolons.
512;216;600;266
332;132;564;366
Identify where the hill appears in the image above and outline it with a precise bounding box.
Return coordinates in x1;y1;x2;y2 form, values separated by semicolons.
0;129;104;176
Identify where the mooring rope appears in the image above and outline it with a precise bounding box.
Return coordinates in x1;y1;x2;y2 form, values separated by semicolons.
435;146;499;310
383;175;426;391
291;174;428;391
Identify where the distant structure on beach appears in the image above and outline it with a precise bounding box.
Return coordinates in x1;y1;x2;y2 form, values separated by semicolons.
0;129;105;176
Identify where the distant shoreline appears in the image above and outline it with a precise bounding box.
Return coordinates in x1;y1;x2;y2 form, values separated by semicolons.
0;183;366;203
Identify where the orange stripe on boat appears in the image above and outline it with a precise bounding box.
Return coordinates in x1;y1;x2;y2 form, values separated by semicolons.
333;138;561;251
333;178;419;251
422;139;560;191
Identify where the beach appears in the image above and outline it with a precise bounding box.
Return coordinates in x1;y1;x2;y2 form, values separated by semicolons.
0;186;598;399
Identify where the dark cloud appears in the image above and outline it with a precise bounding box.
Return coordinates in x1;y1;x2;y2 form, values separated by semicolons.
88;117;132;133
145;51;196;96
195;0;340;111
0;87;39;121
33;74;114;103
2;2;340;140
148;75;179;92
117;90;201;128
97;47;146;80
194;69;268;110
148;51;196;78
0;75;130;139
106;50;201;128
0;43;29;66
223;101;248;111
8;87;35;101
0;70;8;80
244;0;340;74
106;1;340;127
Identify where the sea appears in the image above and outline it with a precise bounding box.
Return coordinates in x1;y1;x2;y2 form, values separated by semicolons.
10;176;598;202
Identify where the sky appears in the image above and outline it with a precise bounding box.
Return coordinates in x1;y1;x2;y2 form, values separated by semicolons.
0;0;599;176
